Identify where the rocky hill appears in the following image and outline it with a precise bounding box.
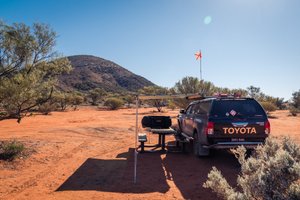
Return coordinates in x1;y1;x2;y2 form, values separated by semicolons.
59;55;155;93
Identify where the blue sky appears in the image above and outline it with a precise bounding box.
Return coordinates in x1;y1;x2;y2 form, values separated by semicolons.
1;0;299;100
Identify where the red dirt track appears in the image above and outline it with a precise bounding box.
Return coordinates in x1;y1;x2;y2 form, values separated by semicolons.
0;107;299;200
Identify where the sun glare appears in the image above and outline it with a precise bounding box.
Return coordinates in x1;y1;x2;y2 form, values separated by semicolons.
204;16;212;25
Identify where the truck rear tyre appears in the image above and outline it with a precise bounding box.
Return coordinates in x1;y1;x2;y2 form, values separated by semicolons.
193;131;210;157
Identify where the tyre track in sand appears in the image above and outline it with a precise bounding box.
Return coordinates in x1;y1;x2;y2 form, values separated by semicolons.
1;136;135;199
1;140;91;198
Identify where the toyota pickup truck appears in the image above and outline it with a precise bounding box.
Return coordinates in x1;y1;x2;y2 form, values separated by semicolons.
177;96;270;156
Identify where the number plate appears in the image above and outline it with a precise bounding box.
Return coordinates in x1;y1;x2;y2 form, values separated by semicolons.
231;138;245;142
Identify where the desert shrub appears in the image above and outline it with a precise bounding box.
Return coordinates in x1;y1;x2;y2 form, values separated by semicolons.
104;98;124;110
51;92;72;111
203;137;300;200
69;92;84;110
167;100;177;110
138;86;169;112
275;97;286;110
122;95;135;108
292;90;300;109
0;140;25;161
38;102;57;115
0;110;6;119
289;107;299;116
50;91;84;111
260;101;277;113
88;88;107;105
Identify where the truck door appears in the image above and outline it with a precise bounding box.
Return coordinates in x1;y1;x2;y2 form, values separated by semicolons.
184;104;195;135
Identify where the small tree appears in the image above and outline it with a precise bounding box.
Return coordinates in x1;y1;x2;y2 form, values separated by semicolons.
198;80;216;96
138;86;169;112
173;76;200;94
247;85;261;99
38;101;57;115
260;101;277;113
0;70;63;122
0;22;72;122
289;107;299;116
123;94;135;108
88;88;106;105
51;92;71;111
288;90;300;116
292;90;300;109
171;76;216;109
104;98;123;110
167;100;176;110
230;89;248;97
203;137;300;200
275;97;286;110
69;92;84;110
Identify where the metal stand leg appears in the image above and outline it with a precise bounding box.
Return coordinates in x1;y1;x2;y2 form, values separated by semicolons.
158;134;162;147
140;142;145;153
161;134;166;151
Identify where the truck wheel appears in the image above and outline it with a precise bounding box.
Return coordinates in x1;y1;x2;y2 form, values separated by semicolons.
193;131;210;157
193;132;200;156
177;120;182;133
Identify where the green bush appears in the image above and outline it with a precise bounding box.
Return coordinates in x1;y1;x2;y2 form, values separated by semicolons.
260;101;277;113
167;100;177;110
0;110;7;119
292;90;300;109
69;92;84;110
88;88;107;106
0;140;25;161
289;107;299;116
104;98;124;110
38;102;56;115
203;137;300;200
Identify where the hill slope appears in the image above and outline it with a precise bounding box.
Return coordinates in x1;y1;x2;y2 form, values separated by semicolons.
59;55;155;92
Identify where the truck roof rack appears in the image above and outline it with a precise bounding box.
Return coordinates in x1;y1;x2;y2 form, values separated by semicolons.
186;93;250;100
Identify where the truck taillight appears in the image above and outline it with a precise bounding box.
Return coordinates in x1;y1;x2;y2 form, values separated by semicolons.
206;122;214;135
265;120;270;134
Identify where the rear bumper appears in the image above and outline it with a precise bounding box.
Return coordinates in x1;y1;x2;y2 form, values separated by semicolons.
203;141;264;149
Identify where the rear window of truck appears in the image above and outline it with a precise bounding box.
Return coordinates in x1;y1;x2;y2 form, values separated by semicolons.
210;99;266;118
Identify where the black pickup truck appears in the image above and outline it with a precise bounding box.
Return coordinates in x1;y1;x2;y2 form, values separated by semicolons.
177;96;270;156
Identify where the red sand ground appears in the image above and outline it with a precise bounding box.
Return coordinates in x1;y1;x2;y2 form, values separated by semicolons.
0;107;299;200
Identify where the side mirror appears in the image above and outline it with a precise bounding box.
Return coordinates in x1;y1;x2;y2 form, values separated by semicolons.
179;109;185;114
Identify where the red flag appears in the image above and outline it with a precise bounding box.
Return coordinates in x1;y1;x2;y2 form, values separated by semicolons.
195;51;202;60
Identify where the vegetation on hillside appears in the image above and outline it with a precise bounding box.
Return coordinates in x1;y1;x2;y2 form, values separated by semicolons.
59;55;155;93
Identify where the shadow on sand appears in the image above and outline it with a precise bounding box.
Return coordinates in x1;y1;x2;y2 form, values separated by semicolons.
57;145;240;199
56;148;170;194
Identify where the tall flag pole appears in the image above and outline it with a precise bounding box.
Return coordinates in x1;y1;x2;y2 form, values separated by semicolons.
195;50;202;80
